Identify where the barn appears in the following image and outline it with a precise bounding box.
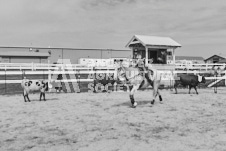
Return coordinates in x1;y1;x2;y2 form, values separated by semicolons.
0;47;131;64
0;51;50;63
218;59;226;63
204;54;226;63
175;56;204;64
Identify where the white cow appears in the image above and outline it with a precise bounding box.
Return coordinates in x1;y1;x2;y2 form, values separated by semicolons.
21;79;54;102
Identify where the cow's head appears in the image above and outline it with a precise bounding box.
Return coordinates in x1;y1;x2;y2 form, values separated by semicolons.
42;80;55;91
48;80;55;89
198;75;206;83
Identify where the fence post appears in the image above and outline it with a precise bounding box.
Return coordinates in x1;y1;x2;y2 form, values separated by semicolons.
43;70;45;80
225;70;226;86
4;70;6;94
31;62;34;71
77;69;81;93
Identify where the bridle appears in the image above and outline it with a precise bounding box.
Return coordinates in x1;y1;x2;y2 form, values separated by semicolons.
117;66;129;82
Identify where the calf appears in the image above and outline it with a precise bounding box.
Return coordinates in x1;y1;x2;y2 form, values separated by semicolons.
21;79;53;102
174;74;206;94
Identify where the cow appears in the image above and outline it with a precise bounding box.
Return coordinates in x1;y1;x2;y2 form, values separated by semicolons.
174;74;206;94
21;79;54;102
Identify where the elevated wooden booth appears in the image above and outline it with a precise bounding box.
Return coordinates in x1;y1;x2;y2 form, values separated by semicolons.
126;35;181;70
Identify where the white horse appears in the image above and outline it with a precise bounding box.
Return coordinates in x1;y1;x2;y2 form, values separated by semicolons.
116;65;162;108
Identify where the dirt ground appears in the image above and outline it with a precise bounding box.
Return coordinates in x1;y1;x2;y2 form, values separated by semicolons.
1;88;226;151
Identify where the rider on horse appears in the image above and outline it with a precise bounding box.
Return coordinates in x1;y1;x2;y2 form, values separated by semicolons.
135;54;153;83
135;54;146;75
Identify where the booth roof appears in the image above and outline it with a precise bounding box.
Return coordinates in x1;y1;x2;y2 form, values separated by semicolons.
126;35;182;48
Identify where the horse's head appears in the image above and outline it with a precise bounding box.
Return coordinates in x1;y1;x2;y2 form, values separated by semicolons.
115;66;127;83
42;79;55;91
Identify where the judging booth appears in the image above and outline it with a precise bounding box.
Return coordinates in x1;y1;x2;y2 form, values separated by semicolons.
126;35;181;70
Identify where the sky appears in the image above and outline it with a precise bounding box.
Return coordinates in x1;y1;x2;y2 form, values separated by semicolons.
0;0;226;59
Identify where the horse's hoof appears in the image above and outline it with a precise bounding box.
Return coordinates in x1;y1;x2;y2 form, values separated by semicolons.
131;102;137;108
151;101;154;105
159;96;162;101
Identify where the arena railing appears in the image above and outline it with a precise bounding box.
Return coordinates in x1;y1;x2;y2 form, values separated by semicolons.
0;62;225;71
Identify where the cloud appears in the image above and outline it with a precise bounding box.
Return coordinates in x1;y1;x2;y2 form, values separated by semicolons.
82;0;136;9
0;0;225;57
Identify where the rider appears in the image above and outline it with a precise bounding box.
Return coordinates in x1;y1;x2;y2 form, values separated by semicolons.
135;54;147;76
135;54;154;84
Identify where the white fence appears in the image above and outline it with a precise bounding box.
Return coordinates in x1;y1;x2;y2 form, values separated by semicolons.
0;62;226;83
0;62;225;71
0;63;225;94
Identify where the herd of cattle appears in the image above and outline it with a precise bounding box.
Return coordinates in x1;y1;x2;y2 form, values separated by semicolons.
21;66;207;108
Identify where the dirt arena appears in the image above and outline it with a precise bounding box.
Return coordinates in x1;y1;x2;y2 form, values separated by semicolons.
1;88;226;151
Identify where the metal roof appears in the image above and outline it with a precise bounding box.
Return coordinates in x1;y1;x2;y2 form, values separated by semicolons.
0;46;130;51
176;56;204;61
126;35;182;48
0;51;50;57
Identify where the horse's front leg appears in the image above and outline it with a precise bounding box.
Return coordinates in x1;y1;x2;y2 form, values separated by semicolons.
129;85;139;108
157;89;162;102
151;89;157;105
151;82;160;105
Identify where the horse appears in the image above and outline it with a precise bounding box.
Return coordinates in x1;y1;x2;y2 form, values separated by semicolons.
116;65;162;108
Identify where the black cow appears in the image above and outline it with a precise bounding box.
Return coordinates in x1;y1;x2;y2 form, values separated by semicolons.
174;74;206;94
